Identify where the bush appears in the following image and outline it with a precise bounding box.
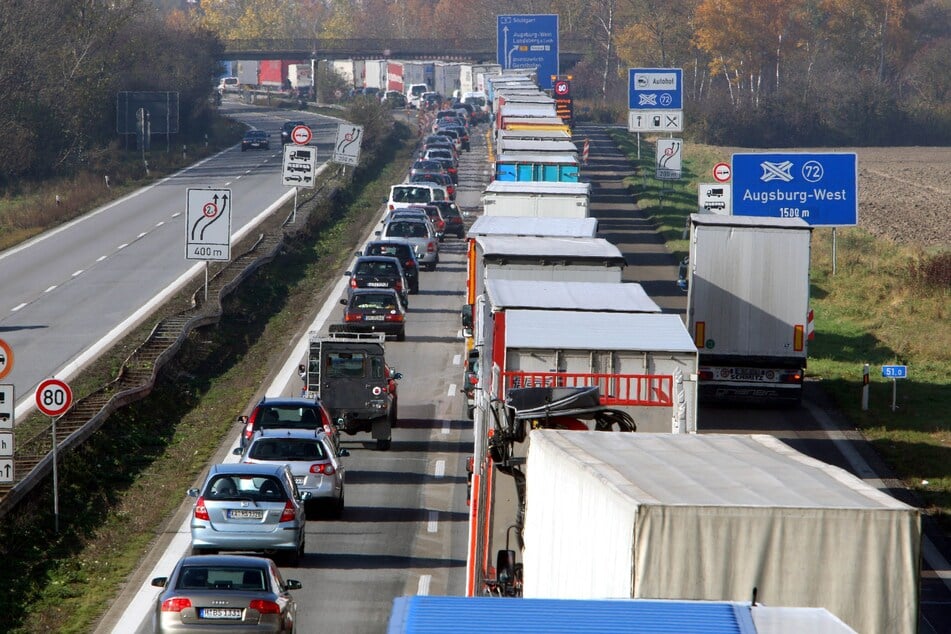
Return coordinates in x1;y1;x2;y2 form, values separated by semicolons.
910;251;951;290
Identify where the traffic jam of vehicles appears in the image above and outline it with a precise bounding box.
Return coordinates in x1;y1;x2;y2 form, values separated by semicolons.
143;60;919;633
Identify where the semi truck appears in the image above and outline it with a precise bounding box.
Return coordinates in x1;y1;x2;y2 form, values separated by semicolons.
683;214;813;403
287;63;313;91
521;430;920;634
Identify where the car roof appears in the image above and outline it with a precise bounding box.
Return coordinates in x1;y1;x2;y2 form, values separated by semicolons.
179;554;272;568
255;396;323;408
351;286;400;296
252;428;330;442
356;254;402;263
209;462;288;477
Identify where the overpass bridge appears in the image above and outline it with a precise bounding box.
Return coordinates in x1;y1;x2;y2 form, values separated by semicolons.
220;38;586;66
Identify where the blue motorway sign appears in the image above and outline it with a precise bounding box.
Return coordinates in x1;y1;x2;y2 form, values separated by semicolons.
882;365;908;379
731;152;858;226
628;68;683;110
497;14;559;90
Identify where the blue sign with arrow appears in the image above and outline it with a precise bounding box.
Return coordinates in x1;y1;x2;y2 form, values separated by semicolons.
628;68;683;110
497;14;559;90
731;152;858;226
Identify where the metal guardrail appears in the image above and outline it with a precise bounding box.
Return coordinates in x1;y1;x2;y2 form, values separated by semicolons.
0;172;342;519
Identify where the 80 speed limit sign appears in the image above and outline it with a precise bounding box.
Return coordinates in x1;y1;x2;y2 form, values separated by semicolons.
35;378;73;417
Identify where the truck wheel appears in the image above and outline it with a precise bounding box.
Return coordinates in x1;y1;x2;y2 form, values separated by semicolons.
466;404;474;420
376;438;391;451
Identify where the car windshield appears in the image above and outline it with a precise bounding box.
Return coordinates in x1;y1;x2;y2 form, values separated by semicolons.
249;438;327;461
386;221;428;238
205;474;285;500
178;565;270;591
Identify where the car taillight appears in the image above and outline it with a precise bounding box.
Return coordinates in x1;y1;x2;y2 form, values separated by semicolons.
405;259;416;268
468;374;479;385
249;599;281;615
349;277;358;288
394;280;403;292
194;496;209;521
162;597;193;612
385;312;404;322
279;501;297;522
243;419;254;441
311;463;335;475
427;241;435;253
344;311;362;322
437;221;446;230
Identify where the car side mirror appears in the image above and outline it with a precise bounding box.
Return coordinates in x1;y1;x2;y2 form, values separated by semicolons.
236;415;247;424
374;231;381;236
461;304;473;329
285;579;303;591
338;448;350;457
232;447;243;456
344;271;352;276
496;549;516;584
339;298;348;305
151;577;168;588
187;487;200;498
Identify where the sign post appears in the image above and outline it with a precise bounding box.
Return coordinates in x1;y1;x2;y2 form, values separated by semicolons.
882;365;908;412
0;384;13;484
36;378;73;533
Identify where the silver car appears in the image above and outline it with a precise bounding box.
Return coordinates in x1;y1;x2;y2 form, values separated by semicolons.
234;429;346;518
377;217;439;270
151;554;301;633
188;463;308;566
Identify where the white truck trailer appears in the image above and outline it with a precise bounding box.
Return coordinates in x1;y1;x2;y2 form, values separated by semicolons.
481;181;589;218
684;214;813;403
522;430;921;634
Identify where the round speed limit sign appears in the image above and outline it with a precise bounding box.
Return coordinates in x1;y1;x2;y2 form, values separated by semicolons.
35;378;73;417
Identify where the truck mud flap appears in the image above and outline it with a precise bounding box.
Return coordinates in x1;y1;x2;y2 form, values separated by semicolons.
372;417;392;441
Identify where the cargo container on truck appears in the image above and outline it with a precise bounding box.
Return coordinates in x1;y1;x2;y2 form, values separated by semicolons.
433;61;461;98
363;59;386;90
497;138;580;156
683;214;812;403
521;430;920;634
258;60;304;89
481;181;589;218
287;63;312;90
328;59;356;87
387;596;858;634
466;216;598;240
494;151;580;183
386;61;404;93
235;60;259;87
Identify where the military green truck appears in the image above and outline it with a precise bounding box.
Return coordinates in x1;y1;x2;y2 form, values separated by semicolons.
301;330;401;450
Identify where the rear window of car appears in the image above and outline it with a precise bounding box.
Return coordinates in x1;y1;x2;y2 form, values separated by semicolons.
367;243;409;259
386;221;429;238
352;293;399;310
257;405;320;427
355;260;398;275
205;475;286;500
391;186;435;204
249;438;327;461
178;565;269;591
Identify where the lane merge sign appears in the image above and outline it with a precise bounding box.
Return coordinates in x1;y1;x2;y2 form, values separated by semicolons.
36;378;73;417
185;188;232;261
731;152;858;226
497;14;559;90
291;125;312;145
332;123;364;166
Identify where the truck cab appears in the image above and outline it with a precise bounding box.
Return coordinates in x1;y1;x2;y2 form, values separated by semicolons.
303;331;400;450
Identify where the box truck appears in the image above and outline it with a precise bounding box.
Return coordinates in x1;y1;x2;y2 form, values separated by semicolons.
522;430;921;634
481;181;589;218
683;214;812;403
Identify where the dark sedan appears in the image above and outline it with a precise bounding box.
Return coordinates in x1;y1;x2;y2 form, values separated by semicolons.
241;130;270;151
345;255;409;307
339;288;406;341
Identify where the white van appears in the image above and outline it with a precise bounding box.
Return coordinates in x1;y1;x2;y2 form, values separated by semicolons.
405;83;430;109
386;183;448;212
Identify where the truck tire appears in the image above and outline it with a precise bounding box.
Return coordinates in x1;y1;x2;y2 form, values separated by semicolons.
376;438;391;451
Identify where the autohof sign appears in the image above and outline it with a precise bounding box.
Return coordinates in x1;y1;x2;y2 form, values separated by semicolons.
332;123;364;167
732;152;858;226
185;188;232;261
283;144;317;187
628;68;683;133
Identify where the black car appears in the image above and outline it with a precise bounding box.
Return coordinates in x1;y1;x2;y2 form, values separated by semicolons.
436;126;470;151
281;120;307;144
345;255;409;307
241;130;269;151
339;288;406;341
361;240;420;293
237;396;335;449
431;201;465;238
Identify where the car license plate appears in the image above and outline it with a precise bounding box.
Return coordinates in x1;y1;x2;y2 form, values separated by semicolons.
367;282;387;287
727;368;770;381
200;608;242;619
294;476;305;485
227;509;264;520
365;315;384;321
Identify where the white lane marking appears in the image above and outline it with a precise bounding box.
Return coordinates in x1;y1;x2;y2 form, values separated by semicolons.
44;286;57;293
427;510;438;533
434;460;445;478
417;575;431;596
452;354;461;365
72;270;83;277
96;255;107;262
172;212;181;218
117;243;128;250
11;303;27;312
447;383;456;397
155;221;165;227
137;232;147;239
456;329;463;339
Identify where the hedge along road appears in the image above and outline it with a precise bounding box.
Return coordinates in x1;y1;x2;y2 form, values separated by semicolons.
0;103;337;421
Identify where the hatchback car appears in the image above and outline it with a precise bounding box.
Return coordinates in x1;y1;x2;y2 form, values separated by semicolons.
361;240;420;294
410;172;455;199
241;130;269;151
431;200;466;239
381;90;407;108
377;218;439;270
238;396;335;450
339;288;407;341
188;463;308;565
235;429;346;518
280;120;307;144
437;124;470;151
386;182;448;212
410;159;447;178
345;255;409;307
151;554;301;634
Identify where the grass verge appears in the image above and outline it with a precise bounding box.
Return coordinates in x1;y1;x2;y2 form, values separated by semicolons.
0;120;418;633
608;131;951;534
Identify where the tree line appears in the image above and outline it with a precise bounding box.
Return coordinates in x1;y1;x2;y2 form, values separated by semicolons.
1;0;947;183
